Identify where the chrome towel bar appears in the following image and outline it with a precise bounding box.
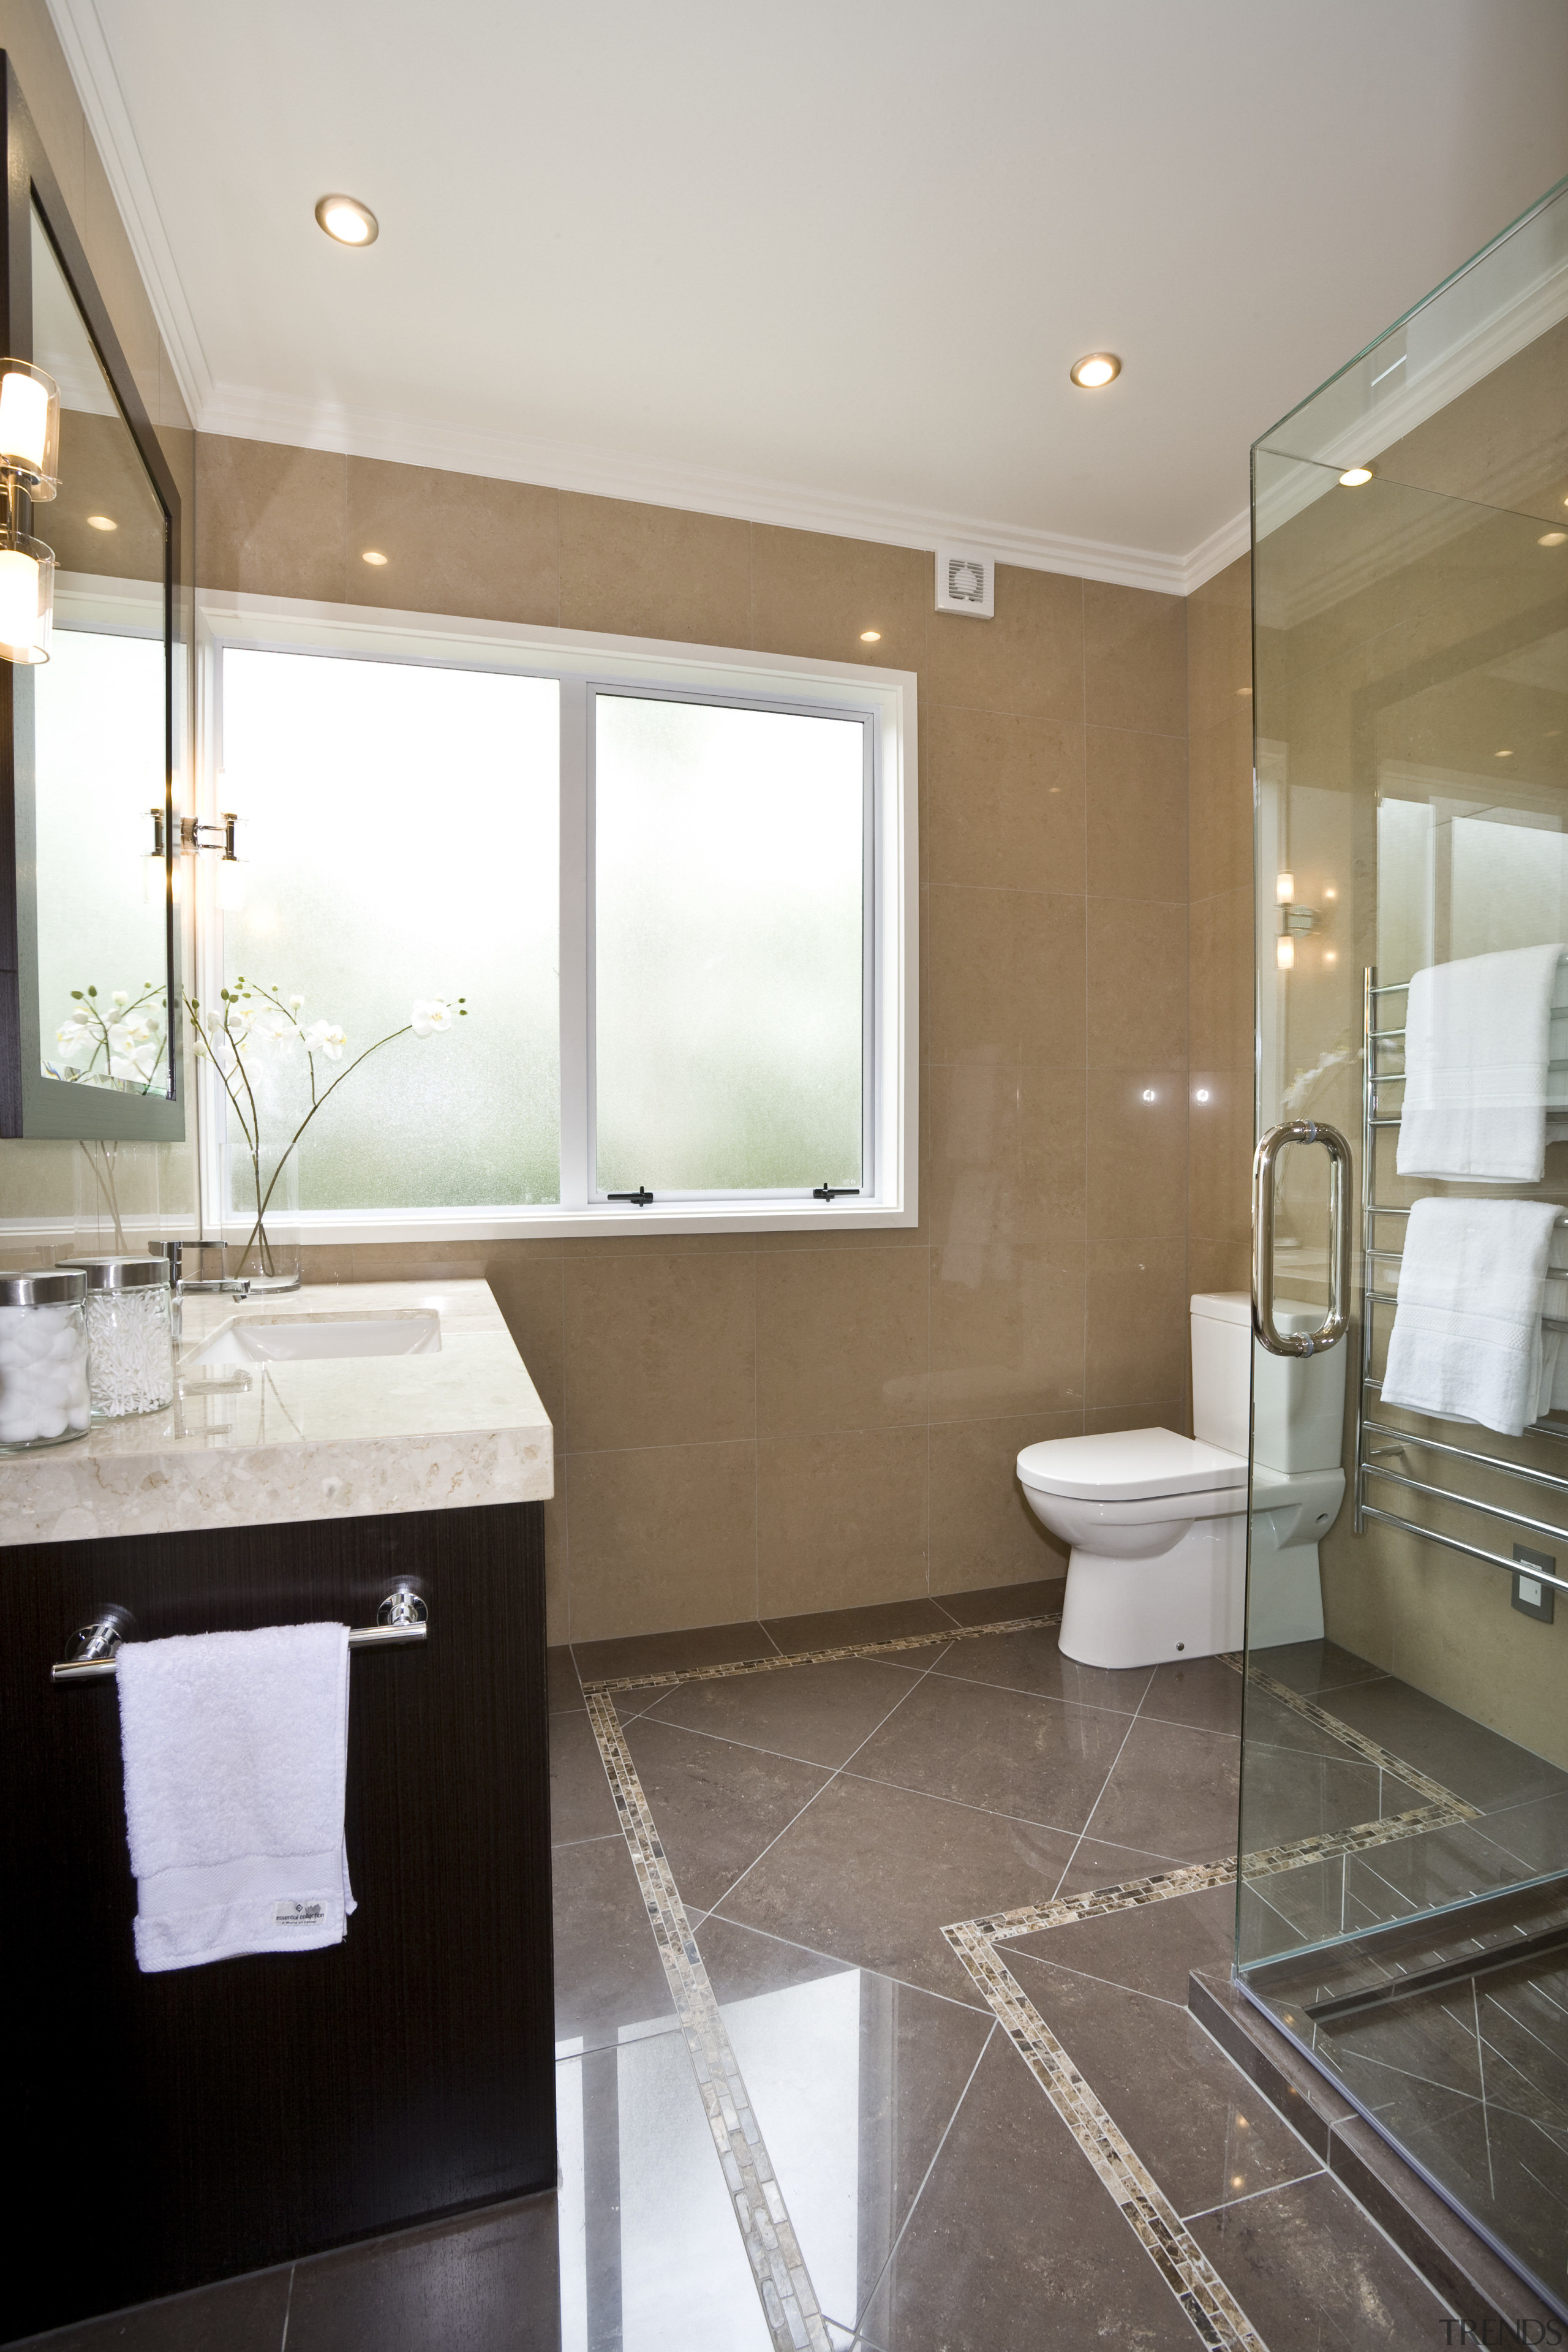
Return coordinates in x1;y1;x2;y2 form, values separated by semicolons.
51;1585;429;1682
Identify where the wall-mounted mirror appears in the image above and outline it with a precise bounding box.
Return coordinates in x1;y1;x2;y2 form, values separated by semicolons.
0;56;182;1140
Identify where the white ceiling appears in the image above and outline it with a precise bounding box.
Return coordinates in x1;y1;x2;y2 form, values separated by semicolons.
50;0;1568;590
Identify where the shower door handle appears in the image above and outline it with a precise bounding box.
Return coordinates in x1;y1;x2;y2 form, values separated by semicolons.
1251;1119;1353;1357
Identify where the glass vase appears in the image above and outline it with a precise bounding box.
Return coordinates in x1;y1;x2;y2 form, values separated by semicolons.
229;1142;301;1292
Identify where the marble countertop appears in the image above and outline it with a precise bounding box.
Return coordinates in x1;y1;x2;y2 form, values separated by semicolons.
0;1280;553;1547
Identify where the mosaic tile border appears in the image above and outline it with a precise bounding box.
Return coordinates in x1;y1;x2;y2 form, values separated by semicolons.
963;1800;1476;1944
944;1921;1268;2351
1219;1654;1479;1817
586;1691;831;2352
579;1610;1062;1696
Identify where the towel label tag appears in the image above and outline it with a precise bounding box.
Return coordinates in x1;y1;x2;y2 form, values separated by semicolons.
274;1899;327;1926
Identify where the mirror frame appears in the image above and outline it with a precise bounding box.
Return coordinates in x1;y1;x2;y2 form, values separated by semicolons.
0;53;183;1141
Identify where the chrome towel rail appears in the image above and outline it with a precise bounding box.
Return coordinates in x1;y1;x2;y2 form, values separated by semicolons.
51;1585;429;1683
1354;961;1568;1564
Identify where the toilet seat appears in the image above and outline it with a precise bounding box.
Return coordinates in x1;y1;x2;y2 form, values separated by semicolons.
1017;1426;1246;1505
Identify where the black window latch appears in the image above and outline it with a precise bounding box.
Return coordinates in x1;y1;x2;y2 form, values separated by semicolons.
607;1187;654;1207
812;1184;860;1201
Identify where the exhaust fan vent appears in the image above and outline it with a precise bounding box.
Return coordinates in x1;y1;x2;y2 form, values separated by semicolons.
935;545;995;619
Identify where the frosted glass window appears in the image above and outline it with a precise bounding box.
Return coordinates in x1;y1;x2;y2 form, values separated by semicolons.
220;649;559;1208
594;694;867;1196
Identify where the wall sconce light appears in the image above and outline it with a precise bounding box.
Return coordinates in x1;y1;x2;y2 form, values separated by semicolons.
149;807;246;905
1275;872;1294;903
1276;937;1295;971
0;358;59;664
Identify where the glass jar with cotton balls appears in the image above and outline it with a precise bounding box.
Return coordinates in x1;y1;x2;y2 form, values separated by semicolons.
0;1267;91;1449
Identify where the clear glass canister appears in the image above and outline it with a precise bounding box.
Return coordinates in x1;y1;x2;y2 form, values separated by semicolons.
57;1254;175;1419
0;1266;90;1449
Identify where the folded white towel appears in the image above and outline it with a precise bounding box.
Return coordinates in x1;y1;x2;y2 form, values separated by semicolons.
1396;945;1568;1183
1381;1196;1562;1436
117;1621;356;1974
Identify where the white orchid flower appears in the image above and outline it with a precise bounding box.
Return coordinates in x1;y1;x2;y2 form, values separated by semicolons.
411;997;453;1037
288;993;304;1010
111;990;130;1008
303;1019;347;1061
54;1018;92;1061
254;1012;296;1048
108;1014;155;1051
110;1037;160;1084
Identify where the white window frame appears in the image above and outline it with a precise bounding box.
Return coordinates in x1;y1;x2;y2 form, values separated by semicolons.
194;590;918;1244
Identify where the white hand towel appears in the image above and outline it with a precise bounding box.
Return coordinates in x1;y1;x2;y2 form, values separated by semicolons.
1396;944;1568;1183
117;1621;356;1974
1381;1196;1562;1436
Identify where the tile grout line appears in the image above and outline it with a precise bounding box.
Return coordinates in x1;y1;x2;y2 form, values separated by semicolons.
943;1920;1268;2351
1218;1656;1478;1816
1047;1664;1156;1900
586;1689;831;2352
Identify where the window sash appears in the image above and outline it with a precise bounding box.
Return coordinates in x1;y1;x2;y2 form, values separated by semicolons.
195;594;916;1244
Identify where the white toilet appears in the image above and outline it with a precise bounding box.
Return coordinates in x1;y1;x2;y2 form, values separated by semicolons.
1016;1292;1346;1670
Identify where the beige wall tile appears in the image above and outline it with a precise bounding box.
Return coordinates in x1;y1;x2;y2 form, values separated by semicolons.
1189;887;1253;1069
925;886;1085;1065
1186;556;1252;734
559;492;750;643
1087;898;1187;1069
1086;727;1187;902
565;1441;758;1642
347;458;558;625
563;1250;755;1452
1084;581;1186;734
756;1247;929;1436
751;526;928;671
924;1061;1085;1252
924;565;1084;722
196;433;347;600
1188;715;1253;900
922;707;1085;894
928;1239;1084;1420
928;1411;1078;1591
1086;1071;1188;1238
2;0;87;221
1187;1237;1250;1297
1086;1235;1188;1409
1188;1070;1252;1245
756;1427;929;1615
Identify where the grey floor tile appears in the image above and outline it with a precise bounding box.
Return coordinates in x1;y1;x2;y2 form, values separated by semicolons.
619;1716;831;1910
552;1834;676;2054
285;2195;560;2351
639;1655;925;1770
763;1598;958;1651
856;2036;1196;2350
844;1672;1132;1837
1087;1714;1244;1862
548;1645;585;1713
715;1771;1084;2005
1250;1639;1389;1698
696;1915;994;2324
930;1577;1066;1627
10;2268;292;2351
571;1618;774;1686
1321;1679;1568;1814
998;1956;1320;2218
928;1624;1151;1714
550;1709;620;1846
1235;1742;1385;1859
1140;1653;1245;1735
1011;1877;1238;2003
1188;2171;1453;2348
1474;1784;1568;1877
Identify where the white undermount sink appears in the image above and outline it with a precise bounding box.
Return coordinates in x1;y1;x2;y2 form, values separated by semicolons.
188;1311;442;1369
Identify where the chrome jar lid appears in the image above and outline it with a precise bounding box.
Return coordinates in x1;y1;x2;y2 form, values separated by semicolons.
55;1254;172;1291
0;1267;88;1306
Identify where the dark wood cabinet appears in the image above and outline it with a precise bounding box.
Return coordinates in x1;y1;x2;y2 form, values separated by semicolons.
1;1498;555;2341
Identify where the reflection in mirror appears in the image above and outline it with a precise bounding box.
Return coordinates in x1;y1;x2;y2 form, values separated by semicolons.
28;202;169;1098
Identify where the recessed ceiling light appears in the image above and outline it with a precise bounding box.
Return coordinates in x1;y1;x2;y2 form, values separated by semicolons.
1539;531;1567;546
1194;1088;1210;1102
1495;748;1513;758
1140;1087;1157;1102
1070;353;1120;389
1338;466;1374;487
361;549;389;566
85;513;116;530
315;194;379;247
1236;685;1252;696
859;629;881;642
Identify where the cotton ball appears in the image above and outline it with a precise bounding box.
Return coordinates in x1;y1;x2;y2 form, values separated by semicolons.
32;1404;67;1439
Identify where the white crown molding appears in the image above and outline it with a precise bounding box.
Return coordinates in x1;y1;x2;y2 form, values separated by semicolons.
200;381;1234;595
45;0;211;420
48;0;1249;598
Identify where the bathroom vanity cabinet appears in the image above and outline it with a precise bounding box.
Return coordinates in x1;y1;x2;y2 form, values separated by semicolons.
0;1282;556;2342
